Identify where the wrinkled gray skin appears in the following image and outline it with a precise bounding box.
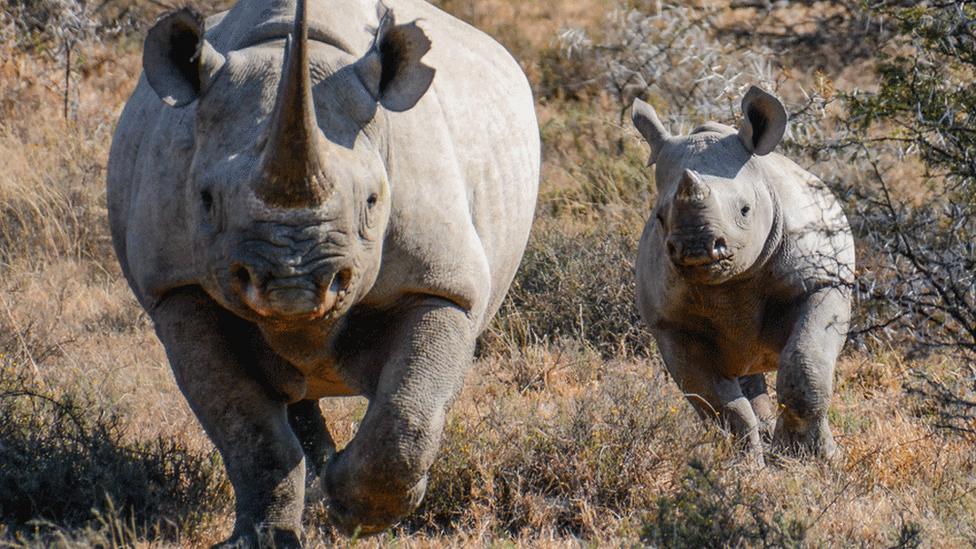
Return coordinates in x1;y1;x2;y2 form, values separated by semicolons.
631;87;854;462
107;0;538;545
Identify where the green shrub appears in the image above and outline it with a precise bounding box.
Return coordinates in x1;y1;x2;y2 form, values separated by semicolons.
483;218;650;358
842;1;976;357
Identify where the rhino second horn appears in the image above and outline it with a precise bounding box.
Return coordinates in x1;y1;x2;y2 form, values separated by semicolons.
675;169;710;203
255;0;331;208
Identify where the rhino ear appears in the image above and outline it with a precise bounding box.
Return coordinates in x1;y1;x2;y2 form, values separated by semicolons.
355;4;435;112
631;98;672;165
143;8;225;108
738;86;787;156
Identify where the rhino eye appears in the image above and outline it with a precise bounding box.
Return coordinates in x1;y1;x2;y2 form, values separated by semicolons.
740;205;751;217
367;193;378;208
201;190;214;214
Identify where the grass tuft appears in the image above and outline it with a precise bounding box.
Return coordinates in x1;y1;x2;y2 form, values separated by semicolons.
642;459;808;549
0;356;230;545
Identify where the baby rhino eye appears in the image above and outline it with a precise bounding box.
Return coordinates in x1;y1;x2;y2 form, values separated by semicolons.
740;204;751;217
367;193;378;208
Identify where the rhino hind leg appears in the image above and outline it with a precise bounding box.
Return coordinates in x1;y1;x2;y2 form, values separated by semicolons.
287;399;336;502
324;297;475;536
739;374;775;442
152;288;306;548
656;333;764;462
773;287;850;460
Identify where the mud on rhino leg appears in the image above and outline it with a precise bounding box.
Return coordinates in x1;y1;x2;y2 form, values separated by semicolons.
656;332;763;461
325;297;475;536
739;374;775;441
287;400;335;501
152;287;305;548
774;287;850;459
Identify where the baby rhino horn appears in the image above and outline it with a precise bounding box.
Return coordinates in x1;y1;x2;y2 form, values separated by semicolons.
675;169;710;204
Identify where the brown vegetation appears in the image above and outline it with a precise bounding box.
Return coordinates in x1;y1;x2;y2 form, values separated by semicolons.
1;0;974;547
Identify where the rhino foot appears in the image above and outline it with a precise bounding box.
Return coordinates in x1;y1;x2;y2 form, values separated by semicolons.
739;374;775;443
211;526;303;549
324;459;428;537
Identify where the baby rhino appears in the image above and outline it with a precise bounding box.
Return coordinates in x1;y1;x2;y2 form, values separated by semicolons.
631;87;854;460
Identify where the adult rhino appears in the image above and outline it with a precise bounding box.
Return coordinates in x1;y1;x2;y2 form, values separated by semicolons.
107;0;538;544
631;87;854;461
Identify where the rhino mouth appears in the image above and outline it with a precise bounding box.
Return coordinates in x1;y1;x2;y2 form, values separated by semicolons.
675;256;735;281
234;267;353;321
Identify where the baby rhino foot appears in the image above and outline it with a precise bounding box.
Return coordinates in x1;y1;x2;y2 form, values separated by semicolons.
772;418;839;461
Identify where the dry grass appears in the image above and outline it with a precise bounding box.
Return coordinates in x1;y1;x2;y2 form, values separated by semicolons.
1;0;974;547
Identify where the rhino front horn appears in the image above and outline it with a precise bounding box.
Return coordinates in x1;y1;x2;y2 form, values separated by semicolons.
255;0;331;208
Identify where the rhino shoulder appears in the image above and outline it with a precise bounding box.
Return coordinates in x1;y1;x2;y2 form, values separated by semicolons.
362;0;537;329
365;95;495;325
107;77;199;308
766;155;855;286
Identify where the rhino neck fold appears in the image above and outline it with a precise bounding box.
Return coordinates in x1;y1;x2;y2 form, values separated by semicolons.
735;179;785;284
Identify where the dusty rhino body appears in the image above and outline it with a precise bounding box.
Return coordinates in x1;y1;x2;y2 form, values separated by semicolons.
107;0;538;543
631;87;854;460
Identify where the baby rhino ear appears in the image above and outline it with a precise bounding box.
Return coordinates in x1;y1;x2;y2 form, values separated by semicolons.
631;98;672;166
738;86;788;156
355;4;436;113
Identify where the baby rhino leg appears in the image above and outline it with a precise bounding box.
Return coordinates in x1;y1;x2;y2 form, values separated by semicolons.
774;288;850;459
739;374;775;441
656;332;763;461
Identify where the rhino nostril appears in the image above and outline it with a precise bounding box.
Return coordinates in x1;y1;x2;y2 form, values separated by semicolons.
232;265;251;287
712;237;729;259
329;269;353;295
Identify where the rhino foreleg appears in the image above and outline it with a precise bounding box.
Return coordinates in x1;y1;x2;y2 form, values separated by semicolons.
656;332;764;461
152;288;306;548
325;297;474;535
288;400;335;502
773;287;850;459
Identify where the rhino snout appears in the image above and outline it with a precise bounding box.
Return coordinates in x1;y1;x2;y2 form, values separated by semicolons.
231;262;353;320
666;234;732;267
